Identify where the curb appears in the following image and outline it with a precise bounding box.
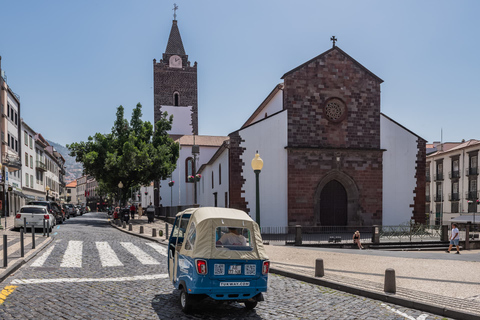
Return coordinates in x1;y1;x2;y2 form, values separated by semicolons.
269;267;479;320
0;236;55;284
109;220;168;245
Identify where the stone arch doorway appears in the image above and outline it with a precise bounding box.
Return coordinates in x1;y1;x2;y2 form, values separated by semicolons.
319;180;347;226
314;170;360;226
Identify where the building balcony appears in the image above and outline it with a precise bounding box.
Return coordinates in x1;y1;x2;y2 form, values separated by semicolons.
434;194;443;202
449;171;460;179
466;191;479;200
449;193;460;201
2;153;22;171
466;167;478;176
434;173;444;181
36;160;47;171
426;195;431;202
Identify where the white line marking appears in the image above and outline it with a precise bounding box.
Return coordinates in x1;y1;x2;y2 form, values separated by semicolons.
11;274;168;285
120;242;160;265
96;242;123;267
30;245;55;267
146;242;168;257
60;240;83;268
381;303;429;320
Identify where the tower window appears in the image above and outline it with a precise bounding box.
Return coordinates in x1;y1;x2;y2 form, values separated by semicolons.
185;157;194;182
174;92;180;106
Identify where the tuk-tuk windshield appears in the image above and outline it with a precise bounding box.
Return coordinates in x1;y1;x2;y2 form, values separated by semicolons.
215;227;253;251
172;214;191;239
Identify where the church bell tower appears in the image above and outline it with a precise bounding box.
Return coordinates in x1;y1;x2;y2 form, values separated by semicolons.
153;16;198;135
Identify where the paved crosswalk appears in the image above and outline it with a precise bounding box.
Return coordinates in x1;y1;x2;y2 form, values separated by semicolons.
30;240;167;268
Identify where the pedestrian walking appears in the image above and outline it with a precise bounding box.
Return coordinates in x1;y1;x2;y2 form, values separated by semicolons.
446;223;460;254
146;202;155;223
138;204;143;218
130;203;136;219
353;230;364;249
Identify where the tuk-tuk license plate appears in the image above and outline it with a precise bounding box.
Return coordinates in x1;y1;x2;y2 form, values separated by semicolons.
228;265;242;275
219;282;250;287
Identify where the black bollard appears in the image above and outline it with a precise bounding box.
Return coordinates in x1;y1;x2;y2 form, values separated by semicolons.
129;223;132;231
384;268;396;293
165;224;169;240
315;258;324;277
46;221;50;238
20;230;24;258
24;217;27;234
139;226;144;234
32;225;36;249
43;219;46;236
3;235;7;267
152;228;157;237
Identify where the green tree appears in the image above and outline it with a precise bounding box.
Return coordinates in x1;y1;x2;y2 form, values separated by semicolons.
67;103;179;204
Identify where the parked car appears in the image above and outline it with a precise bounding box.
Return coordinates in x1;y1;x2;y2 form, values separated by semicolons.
62;204;72;219
14;205;55;231
27;201;64;225
65;204;77;217
168;207;269;313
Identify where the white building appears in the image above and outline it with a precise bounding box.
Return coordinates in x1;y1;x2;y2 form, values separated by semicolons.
21;120;46;201
426;139;480;225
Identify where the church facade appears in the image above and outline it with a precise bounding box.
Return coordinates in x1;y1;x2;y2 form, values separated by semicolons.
151;19;426;227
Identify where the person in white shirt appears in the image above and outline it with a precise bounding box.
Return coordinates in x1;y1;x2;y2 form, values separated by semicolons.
446;223;460;254
217;228;247;246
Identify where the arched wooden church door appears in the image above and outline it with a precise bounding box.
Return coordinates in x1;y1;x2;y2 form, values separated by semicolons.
319;180;347;226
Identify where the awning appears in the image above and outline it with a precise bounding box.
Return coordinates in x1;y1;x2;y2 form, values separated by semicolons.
449;214;480;224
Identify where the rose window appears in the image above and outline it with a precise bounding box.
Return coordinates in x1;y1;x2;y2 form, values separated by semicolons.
324;99;346;122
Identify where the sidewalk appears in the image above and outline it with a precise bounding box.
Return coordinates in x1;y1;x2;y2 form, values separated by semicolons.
0;215;54;283
114;215;480;320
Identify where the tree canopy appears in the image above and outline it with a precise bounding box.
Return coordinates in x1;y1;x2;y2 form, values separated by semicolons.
67;103;179;203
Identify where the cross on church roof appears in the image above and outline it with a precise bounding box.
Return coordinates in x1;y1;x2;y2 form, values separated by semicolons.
173;3;178;20
330;36;337;47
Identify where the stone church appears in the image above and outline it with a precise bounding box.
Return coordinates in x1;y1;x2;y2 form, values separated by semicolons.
148;18;426;228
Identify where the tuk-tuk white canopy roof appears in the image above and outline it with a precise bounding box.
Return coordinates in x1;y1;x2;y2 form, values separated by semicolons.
177;207;268;260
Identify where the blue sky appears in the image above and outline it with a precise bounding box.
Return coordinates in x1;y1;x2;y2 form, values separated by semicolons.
1;0;479;146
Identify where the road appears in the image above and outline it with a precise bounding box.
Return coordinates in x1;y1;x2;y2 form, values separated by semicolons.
0;212;451;319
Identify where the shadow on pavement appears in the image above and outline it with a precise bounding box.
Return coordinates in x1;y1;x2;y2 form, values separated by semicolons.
152;291;262;319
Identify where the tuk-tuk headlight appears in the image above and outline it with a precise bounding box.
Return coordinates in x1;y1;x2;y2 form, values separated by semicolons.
262;261;270;275
195;259;208;275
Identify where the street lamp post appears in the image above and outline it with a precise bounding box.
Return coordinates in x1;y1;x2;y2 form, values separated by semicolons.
118;181;123;207
251;151;264;228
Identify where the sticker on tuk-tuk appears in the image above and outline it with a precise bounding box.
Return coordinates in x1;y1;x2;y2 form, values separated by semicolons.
245;264;256;275
214;264;225;275
219;282;250;287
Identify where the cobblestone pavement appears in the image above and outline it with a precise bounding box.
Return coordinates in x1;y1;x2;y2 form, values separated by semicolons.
0;212;451;319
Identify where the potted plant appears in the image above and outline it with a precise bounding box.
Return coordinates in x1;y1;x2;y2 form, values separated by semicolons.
188;175;195;182
195;174;202;181
168;180;175;187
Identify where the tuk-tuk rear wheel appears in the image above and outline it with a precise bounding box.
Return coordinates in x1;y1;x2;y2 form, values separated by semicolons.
244;300;258;310
180;287;193;313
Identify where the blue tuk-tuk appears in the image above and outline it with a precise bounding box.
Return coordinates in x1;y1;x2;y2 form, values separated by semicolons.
168;207;270;313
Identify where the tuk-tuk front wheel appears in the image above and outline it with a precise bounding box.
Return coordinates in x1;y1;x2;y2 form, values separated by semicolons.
244;300;258;310
180;287;193;313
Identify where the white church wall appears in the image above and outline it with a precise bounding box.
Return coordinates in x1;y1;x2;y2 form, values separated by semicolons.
161;105;193;135
159;145;221;207
239;111;288;228
249;89;283;125
381;114;418;225
197;148;229;207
